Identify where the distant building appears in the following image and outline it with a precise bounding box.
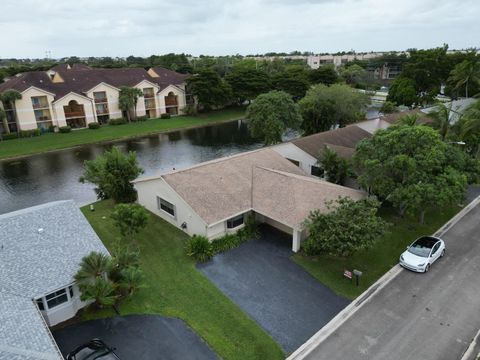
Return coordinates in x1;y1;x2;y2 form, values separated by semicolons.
0;64;190;134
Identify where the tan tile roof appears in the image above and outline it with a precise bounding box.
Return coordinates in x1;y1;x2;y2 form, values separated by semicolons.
252;167;366;229
381;109;430;124
292;126;372;159
160;149;306;225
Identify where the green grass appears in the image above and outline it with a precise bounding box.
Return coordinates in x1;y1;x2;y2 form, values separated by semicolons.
292;205;462;299
0;107;245;160
81;200;284;360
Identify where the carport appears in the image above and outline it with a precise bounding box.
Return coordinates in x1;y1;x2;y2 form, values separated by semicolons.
251;167;365;252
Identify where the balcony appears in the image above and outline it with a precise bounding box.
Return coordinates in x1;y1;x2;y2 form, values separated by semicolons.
64;110;85;119
165;97;178;107
32;102;49;110
94;97;108;104
144;99;156;110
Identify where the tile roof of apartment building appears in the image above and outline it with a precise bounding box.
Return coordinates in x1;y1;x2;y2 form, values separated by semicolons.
133;148;365;227
0;200;108;360
291;125;372;160
0;64;189;100
381;109;430;124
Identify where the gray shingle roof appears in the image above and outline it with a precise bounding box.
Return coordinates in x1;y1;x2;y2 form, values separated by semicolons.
0;200;108;360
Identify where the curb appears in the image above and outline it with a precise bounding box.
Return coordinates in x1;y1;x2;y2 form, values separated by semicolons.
287;194;480;360
461;328;480;360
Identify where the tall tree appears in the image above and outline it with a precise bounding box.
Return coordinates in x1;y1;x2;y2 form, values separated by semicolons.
225;68;271;105
448;59;480;98
246;90;302;145
427;102;453;140
271;66;310;100
339;64;366;85
318;147;350;185
386;77;418;106
353;125;468;223
119;87;143;122
0;108;7;136
111;203;149;243
308;64;339;85
186;69;231;111
0;89;22;134
302;197;389;257
80;146;143;203
299;84;369;134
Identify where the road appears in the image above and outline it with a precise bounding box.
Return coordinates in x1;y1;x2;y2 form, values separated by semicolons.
303;202;480;360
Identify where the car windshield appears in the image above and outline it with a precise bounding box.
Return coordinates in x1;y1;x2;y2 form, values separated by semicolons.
408;237;437;257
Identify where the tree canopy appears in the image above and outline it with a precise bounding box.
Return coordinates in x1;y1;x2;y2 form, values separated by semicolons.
299;84;369;134
111;203;149;243
186;69;232;111
386;77;418;106
80;146;143;203
118;86;143;121
318;147;350;185
246;90;302;145
303;197;389;257
225;67;271;104
308;64;339;85
271;66;310;100
353;125;468;222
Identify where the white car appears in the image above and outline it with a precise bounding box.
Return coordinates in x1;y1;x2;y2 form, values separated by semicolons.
399;236;446;273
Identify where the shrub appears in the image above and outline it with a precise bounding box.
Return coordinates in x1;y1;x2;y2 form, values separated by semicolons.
59;126;72;133
211;234;241;253
18;129;41;138
1;133;19;140
160;113;171;119
109;118;127;126
135;116;147;122
48;125;56;133
380;101;397;114
185;235;213;262
181;105;197;116
88;122;101;129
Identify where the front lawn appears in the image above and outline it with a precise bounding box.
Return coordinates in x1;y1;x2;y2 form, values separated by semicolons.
0;107;245;160
292;205;462;299
81;200;284;360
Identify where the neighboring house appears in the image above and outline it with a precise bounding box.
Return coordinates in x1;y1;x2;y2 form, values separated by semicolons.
273;125;373;178
133;148;365;252
421;98;476;124
0;64;190;133
0;200;109;359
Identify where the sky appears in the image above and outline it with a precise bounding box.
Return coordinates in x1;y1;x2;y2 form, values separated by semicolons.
1;0;479;58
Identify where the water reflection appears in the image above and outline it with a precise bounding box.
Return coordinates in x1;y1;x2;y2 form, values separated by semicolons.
0;120;281;214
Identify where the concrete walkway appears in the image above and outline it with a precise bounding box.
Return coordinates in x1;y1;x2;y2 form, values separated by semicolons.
53;315;218;360
198;225;349;354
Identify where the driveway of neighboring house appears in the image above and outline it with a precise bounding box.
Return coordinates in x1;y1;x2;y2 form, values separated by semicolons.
53;315;218;360
197;225;350;354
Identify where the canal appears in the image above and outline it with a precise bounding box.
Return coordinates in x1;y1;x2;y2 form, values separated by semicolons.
0;120;297;214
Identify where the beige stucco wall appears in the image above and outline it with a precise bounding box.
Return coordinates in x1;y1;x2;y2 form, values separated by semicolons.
158;85;187;115
15;88;56;130
134;178;208;237
133;80;160;118
52;93;96;128
85;83;122;119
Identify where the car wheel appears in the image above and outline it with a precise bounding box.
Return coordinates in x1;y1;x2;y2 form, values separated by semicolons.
441;249;445;257
424;264;430;272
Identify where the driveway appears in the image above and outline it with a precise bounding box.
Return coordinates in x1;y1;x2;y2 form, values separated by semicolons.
53;315;217;360
198;225;350;353
301;201;480;360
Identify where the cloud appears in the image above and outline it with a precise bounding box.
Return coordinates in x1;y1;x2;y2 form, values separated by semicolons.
0;0;478;58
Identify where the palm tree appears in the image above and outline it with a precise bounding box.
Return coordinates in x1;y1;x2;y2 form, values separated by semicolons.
119;87;144;122
80;277;117;309
427;102;453;140
74;251;110;288
396;113;421;126
117;267;145;297
0;89;22;134
448;60;480;98
108;246;140;282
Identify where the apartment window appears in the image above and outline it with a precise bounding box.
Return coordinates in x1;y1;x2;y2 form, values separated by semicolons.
93;91;107;103
311;165;324;177
157;197;175;217
45;289;68;309
31;96;49;109
227;214;244;229
143;88;155;98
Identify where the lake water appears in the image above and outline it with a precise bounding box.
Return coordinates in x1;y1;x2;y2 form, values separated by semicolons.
0;120;300;214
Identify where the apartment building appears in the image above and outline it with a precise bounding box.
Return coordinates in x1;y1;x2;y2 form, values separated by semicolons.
0;64;190;133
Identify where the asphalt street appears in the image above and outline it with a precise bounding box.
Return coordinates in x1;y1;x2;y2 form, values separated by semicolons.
304;202;480;360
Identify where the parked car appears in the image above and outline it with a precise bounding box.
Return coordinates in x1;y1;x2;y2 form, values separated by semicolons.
66;339;120;360
399;236;446;273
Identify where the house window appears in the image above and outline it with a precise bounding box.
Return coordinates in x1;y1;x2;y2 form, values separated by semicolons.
311;165;324;177
227;214;244;229
157;197;175;217
45;288;68;309
36;298;45;311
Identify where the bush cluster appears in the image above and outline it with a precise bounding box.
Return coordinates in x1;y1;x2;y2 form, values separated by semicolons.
59;126;72;133
88;122;101;129
160;113;171;119
135;116;148;122
1;133;19;140
185;235;213;262
109;118;127;125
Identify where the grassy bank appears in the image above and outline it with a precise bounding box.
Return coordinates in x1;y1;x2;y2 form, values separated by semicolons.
0;107;245;160
293;205;462;299
81;200;284;360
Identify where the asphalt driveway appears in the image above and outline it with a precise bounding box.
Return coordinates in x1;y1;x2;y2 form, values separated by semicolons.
53;315;217;360
197;225;350;353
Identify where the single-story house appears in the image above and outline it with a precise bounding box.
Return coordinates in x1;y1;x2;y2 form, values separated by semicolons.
133;148;365;252
0;200;109;359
